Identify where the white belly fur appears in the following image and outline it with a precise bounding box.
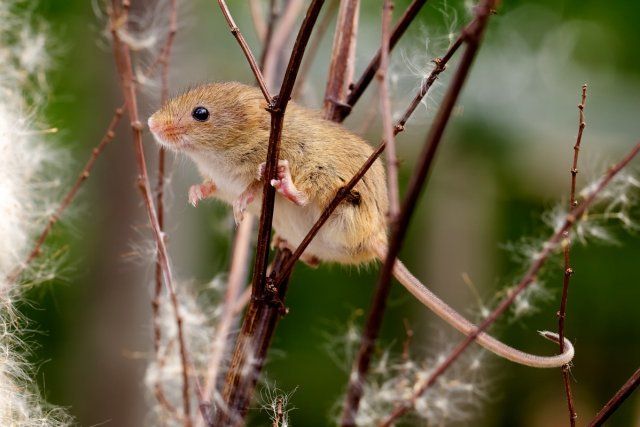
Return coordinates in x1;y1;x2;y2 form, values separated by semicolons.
191;152;350;262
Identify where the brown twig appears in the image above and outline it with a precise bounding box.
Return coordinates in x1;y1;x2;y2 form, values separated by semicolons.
378;0;400;220
341;2;497;425
338;0;429;122
213;2;325;424
4;107;124;286
380;141;640;426
271;5;466;290
109;2;191;425
558;83;587;427
587;366;640;426
323;0;360;121
216;0;273;102
259;0;279;70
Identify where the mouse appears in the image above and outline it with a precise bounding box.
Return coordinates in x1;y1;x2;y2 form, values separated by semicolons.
147;81;574;368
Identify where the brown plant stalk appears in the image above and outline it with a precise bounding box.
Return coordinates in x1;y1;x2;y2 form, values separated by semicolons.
378;0;400;219
212;1;326;425
380;141;640;426
587;366;640;426
558;83;587;427
323;0;360;121
109;2;192;425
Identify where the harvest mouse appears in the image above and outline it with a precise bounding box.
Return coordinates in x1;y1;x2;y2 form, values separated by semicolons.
148;81;574;368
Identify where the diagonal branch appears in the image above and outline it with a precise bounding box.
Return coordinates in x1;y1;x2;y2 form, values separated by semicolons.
380;141;640;426
270;10;468;291
4;107;123;286
587;366;640;427
340;2;498;425
216;0;273;102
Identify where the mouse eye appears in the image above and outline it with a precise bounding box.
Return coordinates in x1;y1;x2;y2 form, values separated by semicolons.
191;106;209;122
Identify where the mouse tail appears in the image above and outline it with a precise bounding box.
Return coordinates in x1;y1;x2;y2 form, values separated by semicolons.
374;245;574;368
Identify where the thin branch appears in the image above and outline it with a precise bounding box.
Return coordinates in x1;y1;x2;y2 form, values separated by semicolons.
259;0;279;69
378;0;400;220
587;366;640;427
338;0;429;122
109;2;191;425
271;7;466;289
380;141;640;426
323;0;360;121
4;107;123;286
200;215;253;402
341;2;497;425
216;0;273;102
249;0;268;43
213;2;325;424
558;83;587;427
262;0;306;91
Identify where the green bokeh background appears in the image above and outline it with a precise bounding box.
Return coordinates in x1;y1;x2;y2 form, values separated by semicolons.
21;0;640;426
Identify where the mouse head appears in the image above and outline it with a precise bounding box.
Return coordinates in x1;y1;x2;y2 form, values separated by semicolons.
148;82;263;152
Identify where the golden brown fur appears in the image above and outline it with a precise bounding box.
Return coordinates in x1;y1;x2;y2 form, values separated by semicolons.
150;81;388;264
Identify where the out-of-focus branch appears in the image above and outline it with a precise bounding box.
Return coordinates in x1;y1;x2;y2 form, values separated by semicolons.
109;2;191;425
293;0;339;100
338;0;429;122
378;0;400;219
587;366;640;427
380;141;640;426
4;107;123;286
340;2;498;425
558;83;587;427
323;0;360;121
262;0;306;91
258;0;278;69
249;0;268;43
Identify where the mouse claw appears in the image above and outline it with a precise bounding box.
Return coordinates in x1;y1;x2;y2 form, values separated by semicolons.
188;181;216;207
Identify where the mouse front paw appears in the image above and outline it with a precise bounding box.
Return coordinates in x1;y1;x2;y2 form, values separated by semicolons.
257;159;308;206
188;181;216;207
